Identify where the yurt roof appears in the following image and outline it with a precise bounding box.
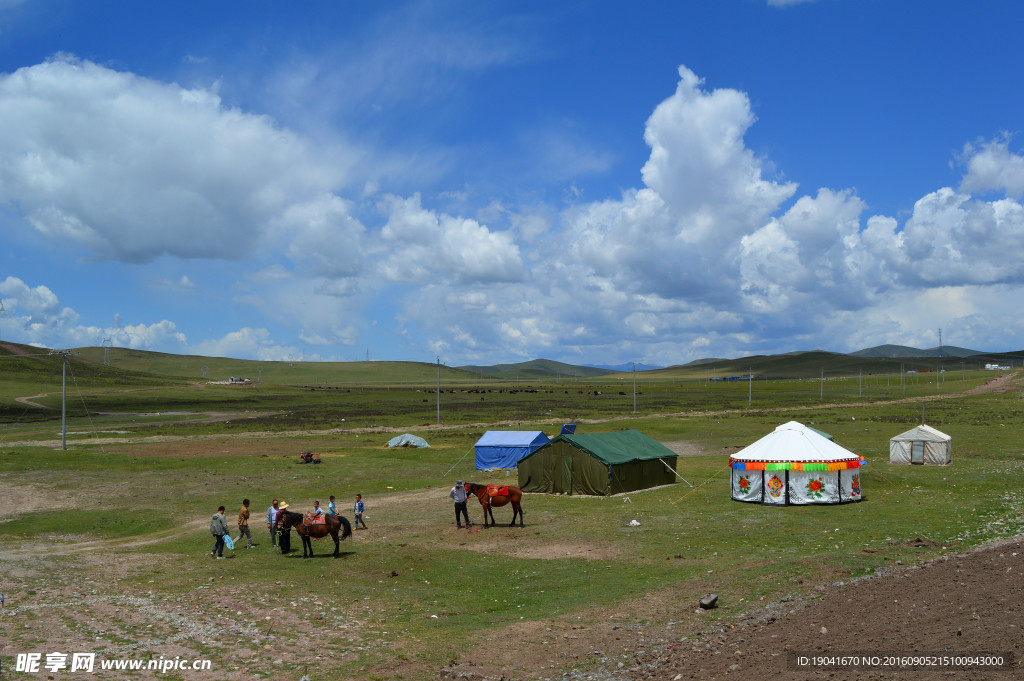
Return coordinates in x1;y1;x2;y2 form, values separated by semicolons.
890;424;951;442
730;421;860;463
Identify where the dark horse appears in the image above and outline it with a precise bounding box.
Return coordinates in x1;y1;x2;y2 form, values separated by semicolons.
465;482;525;528
275;511;352;558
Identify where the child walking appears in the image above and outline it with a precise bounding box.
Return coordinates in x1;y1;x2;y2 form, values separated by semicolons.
353;494;368;529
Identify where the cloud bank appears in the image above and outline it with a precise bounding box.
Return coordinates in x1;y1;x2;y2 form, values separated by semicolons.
2;58;1024;364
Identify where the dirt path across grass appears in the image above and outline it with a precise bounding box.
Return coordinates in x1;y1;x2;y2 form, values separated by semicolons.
0;518;209;562
0;486;447;563
13;392;54;409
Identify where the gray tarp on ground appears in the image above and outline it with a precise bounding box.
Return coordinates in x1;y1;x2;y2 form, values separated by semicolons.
387;433;430;448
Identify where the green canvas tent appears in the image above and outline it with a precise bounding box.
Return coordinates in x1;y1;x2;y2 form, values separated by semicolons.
517;430;678;496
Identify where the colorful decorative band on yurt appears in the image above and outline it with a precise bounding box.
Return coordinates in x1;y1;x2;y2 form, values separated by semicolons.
729;421;863;505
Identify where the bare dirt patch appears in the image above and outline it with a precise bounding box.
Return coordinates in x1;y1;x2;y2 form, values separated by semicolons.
661;440;705;457
0;519;208;562
632;536;1024;681
4;481;94;513
457;534;621;561
0;549;376;681
437;536;1024;680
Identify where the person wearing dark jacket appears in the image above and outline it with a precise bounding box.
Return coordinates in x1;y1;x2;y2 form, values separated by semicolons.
276;501;292;554
210;506;229;559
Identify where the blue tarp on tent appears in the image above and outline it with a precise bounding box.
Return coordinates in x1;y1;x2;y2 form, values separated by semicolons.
474;430;549;469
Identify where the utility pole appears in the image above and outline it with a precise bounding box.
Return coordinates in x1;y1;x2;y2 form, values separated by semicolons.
748;367;752;406
632;362;637;414
49;350;72;450
436;357;441;425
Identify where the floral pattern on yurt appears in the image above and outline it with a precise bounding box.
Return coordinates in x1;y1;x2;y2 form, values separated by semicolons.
731;469;762;500
789;470;839;504
729;421;863;506
737;475;751;495
806;476;825;499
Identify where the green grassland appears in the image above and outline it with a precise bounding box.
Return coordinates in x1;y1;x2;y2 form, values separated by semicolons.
1;344;1023;679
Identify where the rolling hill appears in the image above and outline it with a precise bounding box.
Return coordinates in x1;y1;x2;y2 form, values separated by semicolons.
1;340;1020;387
457;358;611;380
850;344;984;358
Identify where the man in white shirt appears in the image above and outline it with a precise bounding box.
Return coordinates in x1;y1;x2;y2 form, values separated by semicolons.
449;480;471;529
265;499;279;548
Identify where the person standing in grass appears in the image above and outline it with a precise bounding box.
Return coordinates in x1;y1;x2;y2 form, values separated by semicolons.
265;499;280;548
449;480;471;529
237;498;254;548
327;495;338;515
353;493;368;529
210;506;229;559
276;501;291;553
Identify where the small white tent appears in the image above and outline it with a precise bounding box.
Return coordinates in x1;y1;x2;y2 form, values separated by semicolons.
729;421;863;505
889;424;951;465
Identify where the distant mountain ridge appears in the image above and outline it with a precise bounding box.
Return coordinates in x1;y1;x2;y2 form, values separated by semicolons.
457;358;612;379
584;362;663;372
850;344;985;358
2;340;1018;384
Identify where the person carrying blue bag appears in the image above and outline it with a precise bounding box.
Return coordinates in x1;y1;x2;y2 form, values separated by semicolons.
210;506;229;559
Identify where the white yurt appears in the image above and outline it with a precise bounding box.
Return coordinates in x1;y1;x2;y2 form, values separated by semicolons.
889;424;951;465
730;421;863;505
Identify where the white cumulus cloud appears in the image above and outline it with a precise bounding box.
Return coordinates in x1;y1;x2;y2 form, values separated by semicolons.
0;275;187;350
959;137;1024;198
378;193;523;284
0;56;346;263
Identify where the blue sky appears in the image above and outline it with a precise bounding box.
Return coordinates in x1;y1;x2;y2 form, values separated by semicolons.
2;0;1023;366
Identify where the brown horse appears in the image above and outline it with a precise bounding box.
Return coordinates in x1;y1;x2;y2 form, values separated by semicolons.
465;482;525;527
275;510;351;558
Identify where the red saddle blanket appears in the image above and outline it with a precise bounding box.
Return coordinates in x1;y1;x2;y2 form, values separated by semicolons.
303;512;326;526
487;485;509;497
